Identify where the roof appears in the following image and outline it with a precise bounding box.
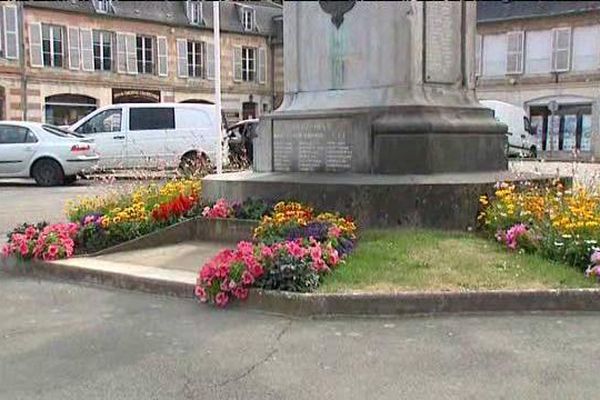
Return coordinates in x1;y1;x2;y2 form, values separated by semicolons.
477;1;600;23
25;0;283;37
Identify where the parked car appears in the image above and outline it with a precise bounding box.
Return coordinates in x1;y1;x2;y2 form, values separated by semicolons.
225;118;259;168
68;103;225;172
0;122;99;186
480;100;537;158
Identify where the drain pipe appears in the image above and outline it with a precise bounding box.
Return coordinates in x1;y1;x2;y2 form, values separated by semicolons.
17;2;27;121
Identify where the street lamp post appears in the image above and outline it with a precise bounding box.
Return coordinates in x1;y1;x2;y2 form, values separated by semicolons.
548;100;559;160
213;1;223;174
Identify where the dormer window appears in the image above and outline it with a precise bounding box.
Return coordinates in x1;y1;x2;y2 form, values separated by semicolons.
242;7;255;31
187;0;203;25
94;0;112;14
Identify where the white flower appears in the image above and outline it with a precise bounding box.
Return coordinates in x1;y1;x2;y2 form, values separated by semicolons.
562;234;572;239
554;242;564;247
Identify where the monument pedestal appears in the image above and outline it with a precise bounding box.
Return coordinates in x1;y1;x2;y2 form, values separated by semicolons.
204;2;525;229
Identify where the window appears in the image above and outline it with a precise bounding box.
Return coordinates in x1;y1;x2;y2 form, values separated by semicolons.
42;24;63;67
187;0;203;25
96;0;111;13
475;34;482;77
552;27;571;72
187;40;204;77
129;108;175;131
0;126;35;144
572;25;599;71
525;30;552;74
242;47;256;81
75;109;122;134
93;31;112;71
482;34;506;76
506;31;524;74
45;94;97;126
242;7;255;31
136;35;154;74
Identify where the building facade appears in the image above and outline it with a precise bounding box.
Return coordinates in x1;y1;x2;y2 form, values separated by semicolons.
0;0;282;126
476;1;600;160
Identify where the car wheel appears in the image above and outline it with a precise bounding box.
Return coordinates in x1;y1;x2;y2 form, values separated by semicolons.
179;152;210;177
64;175;77;185
31;159;65;186
529;146;537;159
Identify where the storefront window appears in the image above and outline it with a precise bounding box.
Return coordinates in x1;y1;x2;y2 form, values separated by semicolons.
529;103;593;153
44;94;97;126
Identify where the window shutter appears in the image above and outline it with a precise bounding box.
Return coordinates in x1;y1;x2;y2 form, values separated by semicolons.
552;27;571;72
116;32;127;73
28;22;43;67
79;28;93;71
157;36;168;77
0;7;5;55
4;5;18;59
506;31;524;74
67;27;80;70
205;41;214;80
258;47;266;83
177;38;188;78
233;45;242;82
475;34;482;76
125;33;137;74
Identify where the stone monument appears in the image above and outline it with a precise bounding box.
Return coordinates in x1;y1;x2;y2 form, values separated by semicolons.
204;1;528;229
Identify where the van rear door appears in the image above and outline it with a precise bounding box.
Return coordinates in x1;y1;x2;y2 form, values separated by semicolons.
127;107;175;169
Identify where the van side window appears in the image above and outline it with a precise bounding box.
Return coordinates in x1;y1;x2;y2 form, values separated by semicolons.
524;116;531;133
130;108;175;131
175;108;212;129
76;109;122;134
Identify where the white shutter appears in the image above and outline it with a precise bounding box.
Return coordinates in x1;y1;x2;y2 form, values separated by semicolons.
552;27;571;72
258;47;266;83
233;45;242;82
157;36;168;77
177;38;188;78
80;28;93;71
205;41;214;80
126;33;137;74
67;27;80;70
506;31;524;74
116;32;127;73
4;5;18;60
28;22;43;67
0;7;4;54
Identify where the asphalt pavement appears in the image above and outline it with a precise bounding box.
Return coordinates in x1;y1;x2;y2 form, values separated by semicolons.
1;273;599;400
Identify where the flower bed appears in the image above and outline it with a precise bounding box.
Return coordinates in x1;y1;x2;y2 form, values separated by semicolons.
479;181;600;277
195;201;358;307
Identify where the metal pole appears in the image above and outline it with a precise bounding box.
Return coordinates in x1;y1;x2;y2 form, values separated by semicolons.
213;1;223;174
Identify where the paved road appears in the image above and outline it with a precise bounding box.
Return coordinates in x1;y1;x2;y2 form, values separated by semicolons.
1;274;599;400
0;178;138;241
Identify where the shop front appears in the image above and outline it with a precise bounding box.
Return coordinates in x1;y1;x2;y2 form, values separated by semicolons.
528;97;595;157
44;94;97;126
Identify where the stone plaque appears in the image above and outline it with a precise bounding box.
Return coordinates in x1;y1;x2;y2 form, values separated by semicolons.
273;119;353;172
425;2;462;84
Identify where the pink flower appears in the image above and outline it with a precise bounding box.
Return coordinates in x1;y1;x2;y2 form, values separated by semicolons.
242;270;255;285
2;243;12;257
260;245;273;258
309;245;322;262
232;287;249;300
236;241;254;256
328;248;340;266
47;244;59;258
286;241;306;259
328;226;342;238
312;258;329;272
247;261;264;279
24;226;38;239
195;285;208;302
215;292;229;307
591;250;600;265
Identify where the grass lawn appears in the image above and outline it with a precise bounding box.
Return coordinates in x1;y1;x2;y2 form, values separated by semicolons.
320;229;595;293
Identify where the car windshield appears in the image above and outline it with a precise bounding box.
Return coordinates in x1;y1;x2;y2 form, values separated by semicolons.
42;124;84;138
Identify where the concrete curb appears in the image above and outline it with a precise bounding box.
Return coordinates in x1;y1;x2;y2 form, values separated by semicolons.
3;255;600;317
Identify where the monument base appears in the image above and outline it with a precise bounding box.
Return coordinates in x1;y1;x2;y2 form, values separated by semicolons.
203;171;552;230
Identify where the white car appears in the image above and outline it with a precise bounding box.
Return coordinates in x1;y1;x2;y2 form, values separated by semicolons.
69;103;226;172
0;122;99;186
480;100;537;158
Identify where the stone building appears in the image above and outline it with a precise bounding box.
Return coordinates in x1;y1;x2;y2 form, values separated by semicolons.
476;1;600;160
0;0;282;126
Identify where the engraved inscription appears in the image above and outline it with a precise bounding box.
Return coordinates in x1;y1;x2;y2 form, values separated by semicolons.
273;120;353;172
425;2;461;84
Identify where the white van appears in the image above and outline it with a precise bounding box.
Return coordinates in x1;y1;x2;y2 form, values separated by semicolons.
480;100;537;158
69;103;223;170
